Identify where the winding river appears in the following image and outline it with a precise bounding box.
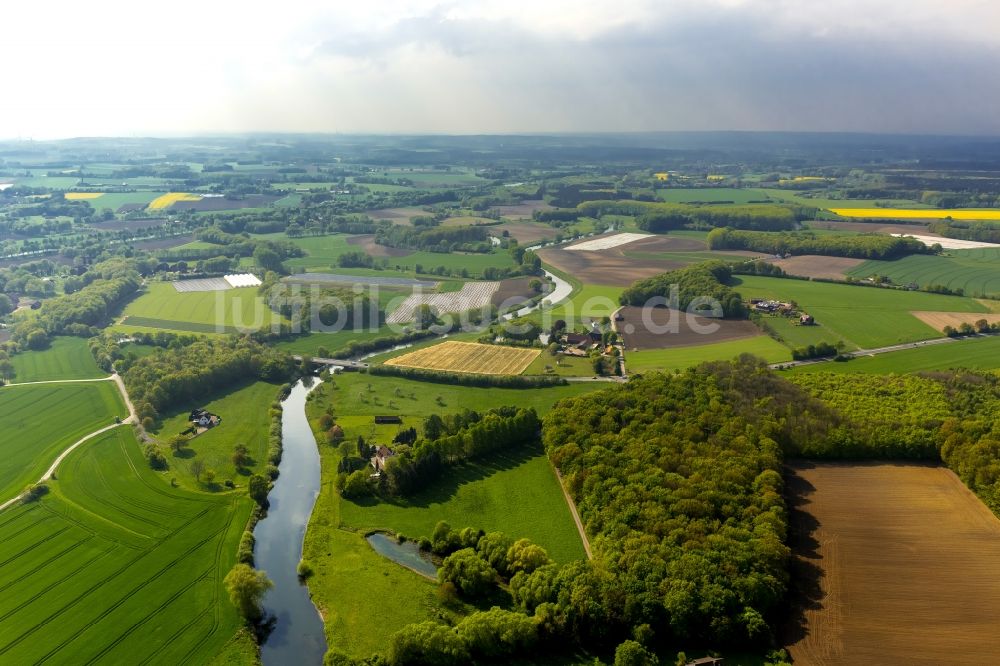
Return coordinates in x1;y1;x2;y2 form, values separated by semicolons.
255;378;327;665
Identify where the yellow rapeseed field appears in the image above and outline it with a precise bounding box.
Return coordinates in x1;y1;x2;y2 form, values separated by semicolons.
148;192;202;210
830;208;1000;221
384;341;540;375
64;192;104;200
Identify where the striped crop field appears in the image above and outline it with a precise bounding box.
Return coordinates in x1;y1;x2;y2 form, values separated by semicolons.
147;192;202;210
0;381;126;503
830;208;1000;221
384;341;540;375
0;428;250;664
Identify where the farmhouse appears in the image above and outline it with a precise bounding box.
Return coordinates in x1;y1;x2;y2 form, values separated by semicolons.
800;314;815;325
371;445;396;473
189;409;221;428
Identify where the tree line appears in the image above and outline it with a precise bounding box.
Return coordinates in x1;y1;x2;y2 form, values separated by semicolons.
576;200;810;231
123;337;297;428
707;227;932;259
619;261;747;318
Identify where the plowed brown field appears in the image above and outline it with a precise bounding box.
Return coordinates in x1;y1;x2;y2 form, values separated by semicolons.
785;462;1000;665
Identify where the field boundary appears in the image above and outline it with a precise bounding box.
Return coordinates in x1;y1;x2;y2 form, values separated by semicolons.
0;376;137;512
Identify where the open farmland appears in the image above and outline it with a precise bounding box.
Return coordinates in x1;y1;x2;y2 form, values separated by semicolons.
847;248;1000;297
565;232;652;251
910;311;1000;330
733;275;990;349
624;335;790;372
9;337;105;382
384;340;539;374
890;233;1000;250
386;281;499;324
0;380;126;508
615;305;762;350
147;192;202;210
786;462;1000;664
787;334;1000;374
768;255;866;280
118;282;280;334
538;234;714;287
831;207;1000;221
0;428;250;664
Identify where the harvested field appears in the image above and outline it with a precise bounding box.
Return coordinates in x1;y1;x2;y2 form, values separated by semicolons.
490;221;561;245
537;235;707;287
386;281;500;324
565;233;653;251
496;200;553;219
785;462;1000;665
615;305;762;350
910;311;1000;330
805;220;930;235
769;255;865;280
364;207;427;225
385;341;539;375
891;233;1000;250
346;233;413;257
492;276;539;310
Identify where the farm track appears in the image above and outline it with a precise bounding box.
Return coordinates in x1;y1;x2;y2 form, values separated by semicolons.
0;375;136;512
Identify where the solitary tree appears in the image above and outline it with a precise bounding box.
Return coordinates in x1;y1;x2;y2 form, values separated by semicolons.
224;564;273;623
191;459;205;482
232;444;249;469
168;435;188;454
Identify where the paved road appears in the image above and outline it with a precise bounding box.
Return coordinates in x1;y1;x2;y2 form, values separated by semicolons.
0;374;136;512
768;334;980;370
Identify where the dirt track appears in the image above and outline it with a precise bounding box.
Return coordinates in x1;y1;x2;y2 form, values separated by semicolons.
785;462;1000;664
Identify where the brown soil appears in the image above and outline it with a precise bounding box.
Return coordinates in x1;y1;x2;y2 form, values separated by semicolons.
537;235;708;287
496;200;553;219
785;462;1000;665
492;276;538;309
346;234;413;258
910;311;1000;330
769;255;866;280
492;222;561;245
363;207;427;225
615;305;762;350
804;220;933;235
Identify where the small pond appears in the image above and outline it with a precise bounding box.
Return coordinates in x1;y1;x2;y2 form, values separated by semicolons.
365;532;438;579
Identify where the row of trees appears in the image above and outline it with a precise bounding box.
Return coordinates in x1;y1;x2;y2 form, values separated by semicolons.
576;200;809;231
619;261;746;319
928;219;1000;244
374;225;494;254
379;407;541;495
707;227;932;259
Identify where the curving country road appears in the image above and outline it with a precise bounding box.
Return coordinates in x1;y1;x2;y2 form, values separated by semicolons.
0;374;137;512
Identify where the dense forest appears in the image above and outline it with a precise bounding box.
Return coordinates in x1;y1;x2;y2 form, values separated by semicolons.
707;227;932;259
619;261;747;318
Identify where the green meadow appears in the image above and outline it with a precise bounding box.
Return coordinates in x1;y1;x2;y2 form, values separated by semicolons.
732;275;988;349
0;428;250;664
624;335;791;373
787;335;1000;375
10;337;105;382
118;283;281;335
303;374;599;657
0;380;126;503
848;249;1000;298
150;381;283;492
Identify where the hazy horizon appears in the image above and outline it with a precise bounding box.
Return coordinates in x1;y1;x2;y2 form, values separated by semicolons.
5;0;1000;139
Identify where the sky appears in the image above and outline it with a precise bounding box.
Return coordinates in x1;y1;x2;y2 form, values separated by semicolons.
3;0;1000;138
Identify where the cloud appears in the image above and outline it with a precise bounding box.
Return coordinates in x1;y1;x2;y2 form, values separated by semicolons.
1;0;999;137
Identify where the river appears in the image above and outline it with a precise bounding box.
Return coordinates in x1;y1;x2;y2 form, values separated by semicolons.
255;378;327;665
